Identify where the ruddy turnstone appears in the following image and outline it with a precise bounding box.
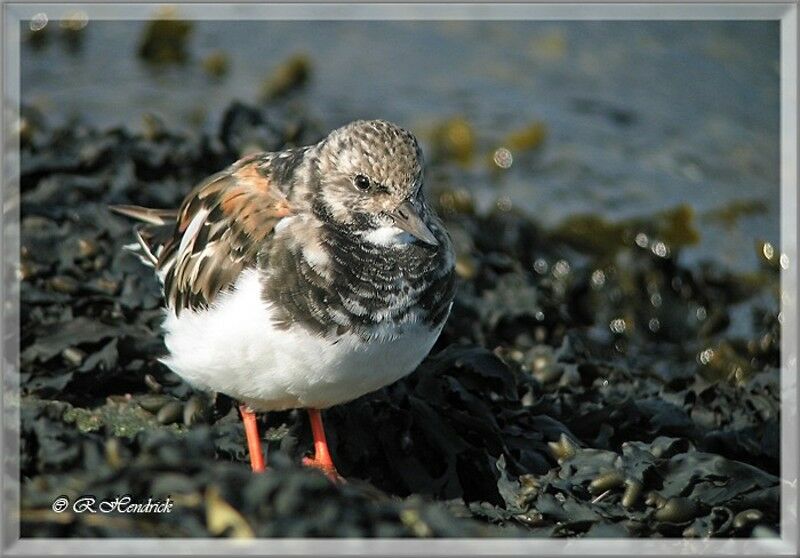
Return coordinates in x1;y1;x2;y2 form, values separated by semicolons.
111;119;456;479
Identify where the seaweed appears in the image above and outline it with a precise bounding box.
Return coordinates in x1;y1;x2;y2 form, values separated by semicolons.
18;100;781;538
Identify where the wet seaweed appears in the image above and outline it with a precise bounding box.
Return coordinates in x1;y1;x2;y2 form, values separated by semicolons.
18;100;781;538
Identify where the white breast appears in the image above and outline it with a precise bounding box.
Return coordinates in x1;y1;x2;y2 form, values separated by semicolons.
160;269;444;411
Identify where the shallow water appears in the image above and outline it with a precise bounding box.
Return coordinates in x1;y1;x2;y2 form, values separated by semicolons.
21;19;780;272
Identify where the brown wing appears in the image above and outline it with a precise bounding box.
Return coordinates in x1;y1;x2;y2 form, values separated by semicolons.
158;154;294;314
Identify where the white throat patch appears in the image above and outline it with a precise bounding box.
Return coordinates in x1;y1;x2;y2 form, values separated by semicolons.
363;225;415;247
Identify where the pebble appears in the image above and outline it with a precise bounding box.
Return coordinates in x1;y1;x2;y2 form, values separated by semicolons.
49;275;79;294
588;471;625;495
104;438;123;469
528;346;562;384
645;491;667;509
61;347;86;367
654;497;699;523
91;277;120;295
548;434;578;463
156;401;183;425
183;395;208;426
144;374;163;393
733;509;763;529
138;394;172;413
621;479;642;509
455;254;478;280
515;511;544;526
77;238;99;258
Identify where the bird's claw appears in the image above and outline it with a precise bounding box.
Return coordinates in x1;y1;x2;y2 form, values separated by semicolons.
302;456;346;484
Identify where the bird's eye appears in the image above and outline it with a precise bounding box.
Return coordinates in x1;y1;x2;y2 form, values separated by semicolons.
353;174;371;191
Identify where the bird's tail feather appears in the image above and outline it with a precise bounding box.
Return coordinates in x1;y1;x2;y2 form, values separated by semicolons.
109;204;178;226
110;204;177;268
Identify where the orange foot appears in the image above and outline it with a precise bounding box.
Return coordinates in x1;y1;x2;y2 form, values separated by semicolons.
303;408;345;483
302;455;345;483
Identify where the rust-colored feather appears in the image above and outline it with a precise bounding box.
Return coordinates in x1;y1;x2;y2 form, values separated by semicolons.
156;156;294;314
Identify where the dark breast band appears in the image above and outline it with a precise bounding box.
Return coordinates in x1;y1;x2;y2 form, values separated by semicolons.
260;220;455;339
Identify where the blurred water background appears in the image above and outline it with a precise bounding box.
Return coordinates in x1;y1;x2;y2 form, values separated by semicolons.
21;17;780;273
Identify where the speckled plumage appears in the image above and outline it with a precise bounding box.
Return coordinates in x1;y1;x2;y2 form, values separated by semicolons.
112;120;456;411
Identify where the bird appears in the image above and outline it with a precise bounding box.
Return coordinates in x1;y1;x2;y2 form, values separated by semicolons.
110;119;456;480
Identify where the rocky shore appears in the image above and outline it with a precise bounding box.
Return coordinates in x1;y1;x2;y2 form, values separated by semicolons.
18;100;781;538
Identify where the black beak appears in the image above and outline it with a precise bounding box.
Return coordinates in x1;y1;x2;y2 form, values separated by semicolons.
389;200;438;246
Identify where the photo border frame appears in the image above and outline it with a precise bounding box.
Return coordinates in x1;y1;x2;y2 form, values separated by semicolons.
1;2;797;555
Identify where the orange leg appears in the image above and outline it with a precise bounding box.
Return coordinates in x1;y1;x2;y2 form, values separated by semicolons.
239;404;265;473
302;408;344;482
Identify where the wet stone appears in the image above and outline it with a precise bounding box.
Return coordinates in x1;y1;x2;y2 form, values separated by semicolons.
621;479;642;509
654;498;699;524
588;471;625;495
138;395;172;414
733;509;763;530
49;275;79;294
144;373;163;393
61;347;86;367
156;401;183;425
183;395;209;426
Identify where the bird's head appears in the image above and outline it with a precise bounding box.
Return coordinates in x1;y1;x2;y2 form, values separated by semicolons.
312;119;438;247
